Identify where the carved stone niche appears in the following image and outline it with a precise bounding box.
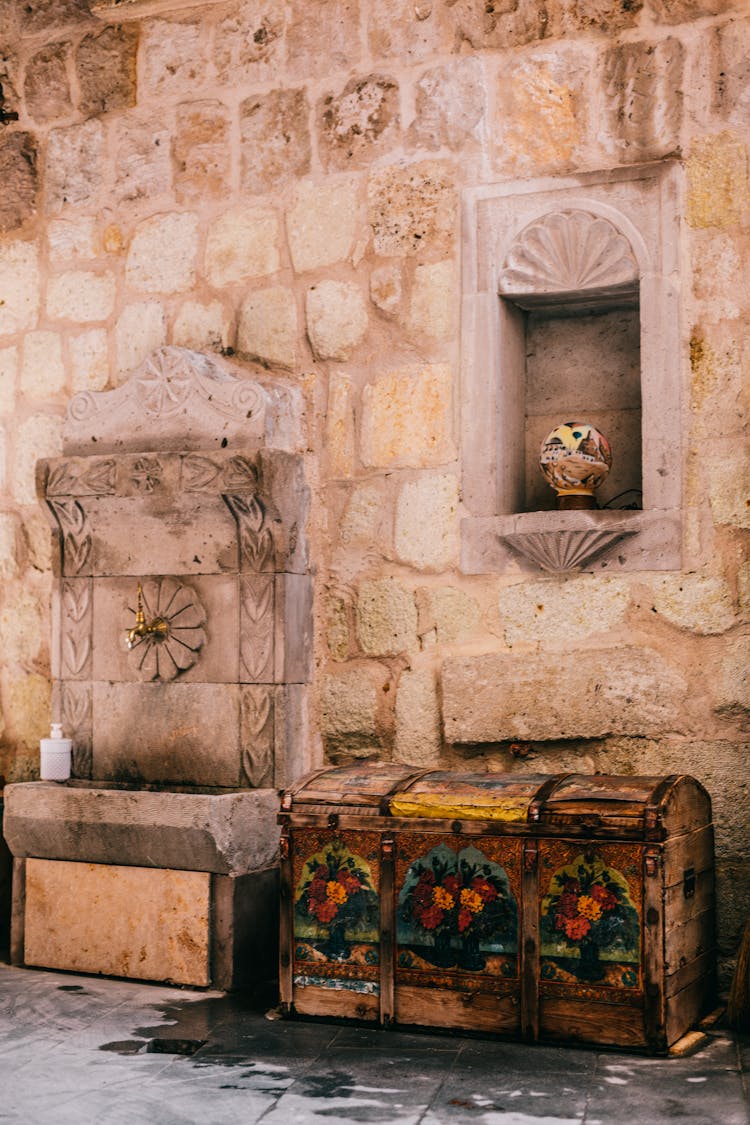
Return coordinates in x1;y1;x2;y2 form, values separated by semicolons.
460;163;682;574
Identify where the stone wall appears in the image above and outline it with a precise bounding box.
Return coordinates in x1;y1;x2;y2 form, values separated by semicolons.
0;0;748;976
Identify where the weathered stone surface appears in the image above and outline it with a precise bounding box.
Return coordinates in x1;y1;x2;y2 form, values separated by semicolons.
416;585;481;645
286;0;361;80
114;116;171;203
494;49;584;174
18;0;89;33
70;329;108;393
715;636;750;719
368;0;446;62
141;20;205;98
0;347;17;415
0;589;43;665
205;207;279;288
45;120;104;212
603;39;684;162
370;263;402;314
214;2;285;85
406;260;455;339
547;0;643;34
321;663;385;753
650;0;727;21
340;480;388;545
689;327;747;437
691;234;745;322
20;331;65;399
442;648;690;743
395;667;441;765
126;213;198;294
306;281;368;361
24;42;71;122
707;442;750;529
0;512;21;581
360;363;455;468
409;58;484;151
76;24;137;116
394;473;459;571
115;302;166;380
47;216;97;263
356;578;418;656
0;240;39;335
240;89;311;196
368;160;456;257
0;132;37;233
47;269;115;323
13;414;62;506
172;299;231;353
643;574;736;635
318;74;399;171
325;375;355;478
500;575;629;647
5;672;51;752
174;100;230;203
714;20;750;124
237;286;297;370
446;0;547;50
687;132;749;230
24;858;210;986
287;178;359;273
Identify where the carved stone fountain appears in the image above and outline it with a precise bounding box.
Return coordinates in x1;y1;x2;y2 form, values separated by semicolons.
4;347;312;988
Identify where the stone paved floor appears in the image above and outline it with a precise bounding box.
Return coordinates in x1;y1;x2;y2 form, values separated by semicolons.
0;963;748;1125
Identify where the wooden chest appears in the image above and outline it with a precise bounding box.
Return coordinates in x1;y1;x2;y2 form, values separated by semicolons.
278;765;715;1052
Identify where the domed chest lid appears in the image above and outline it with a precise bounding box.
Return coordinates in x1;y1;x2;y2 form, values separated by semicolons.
281;762;427;814
388;771;558;822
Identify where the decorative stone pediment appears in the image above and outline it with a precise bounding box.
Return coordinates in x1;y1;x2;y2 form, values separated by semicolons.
63;346;303;455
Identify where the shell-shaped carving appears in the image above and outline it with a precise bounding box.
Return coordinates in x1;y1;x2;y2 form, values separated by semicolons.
499;211;638;295
501;527;636;574
126;577;207;681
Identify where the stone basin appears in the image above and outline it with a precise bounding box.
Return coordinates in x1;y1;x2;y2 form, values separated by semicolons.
3;781;280;878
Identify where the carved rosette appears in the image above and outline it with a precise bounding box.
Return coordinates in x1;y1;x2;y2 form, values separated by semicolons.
240;685;274;788
126;577;207;681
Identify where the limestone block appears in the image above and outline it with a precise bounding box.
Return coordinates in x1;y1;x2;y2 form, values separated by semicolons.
45;120;104;213
0;240;39;335
0;132;38;234
286;178;359;273
240;89;311;196
318;74;399;171
326;375;355;478
24;859;210;986
394;473;459;571
0;348;17;415
395;667;441;765
650;0;727;20
370;263;402;314
21;510;52;574
603;39;684;163
340;480;388;545
47;270;115;323
24;43;71;123
214;2;285;85
442;647;690;743
5;673;51;749
707;442;750;529
356;577;418;656
114;116;172;203
0;423;6;493
409;58;485;152
306;281;368;360
368;161;456;257
321;663;383;752
687;133;749;230
415;585;481;644
47;216;98;263
368;0;447;62
360;363;455;468
326;592;350;661
0;590;43;665
126;213;199;295
494;49;583;174
500;575;629;647
173;299;231;353
546;0;643;34
12;414;62;506
739;562;750;615
20;331;65;399
714;20;750;124
18;0;88;33
115;302;166;380
237;286;297;370
0;512;22;581
406;260;456;340
141;20;205;98
716;635;750;719
174;100;231;203
691;233;744;322
205;207;279;288
70;329;108;393
645;574;736;635
76;24;138;116
286;0;361;81
444;0;547;49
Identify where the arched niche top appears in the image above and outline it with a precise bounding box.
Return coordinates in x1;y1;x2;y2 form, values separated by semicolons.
498;209;639;299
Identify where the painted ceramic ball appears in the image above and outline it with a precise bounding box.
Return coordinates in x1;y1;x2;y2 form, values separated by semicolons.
539;422;612;497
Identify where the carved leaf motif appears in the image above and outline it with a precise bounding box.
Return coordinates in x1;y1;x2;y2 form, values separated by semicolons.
499;210;638;295
240;576;274;682
182;455;222;492
61;683;93;779
224;456;259;491
225;494;274;572
241;686;274;788
62;582;92;676
47;459;116;497
47;462;80;496
49;501;92;576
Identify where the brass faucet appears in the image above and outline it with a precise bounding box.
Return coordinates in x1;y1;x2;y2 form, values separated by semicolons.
126;583;170;650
